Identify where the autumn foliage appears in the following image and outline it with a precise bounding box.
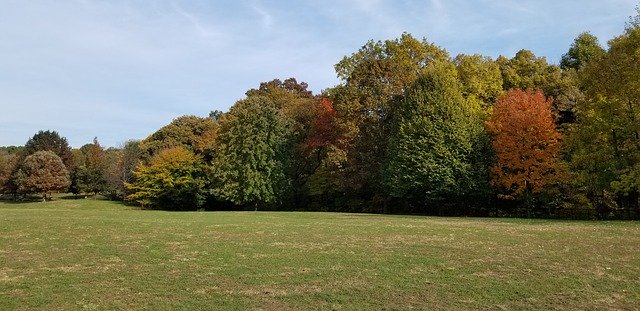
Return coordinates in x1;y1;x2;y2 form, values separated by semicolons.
486;89;561;199
305;97;338;152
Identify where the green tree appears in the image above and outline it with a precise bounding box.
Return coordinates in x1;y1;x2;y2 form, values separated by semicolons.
454;54;503;107
497;50;552;91
23;130;73;168
569;20;640;212
384;61;482;207
14;151;70;201
126;147;207;210
331;33;449;200
560;32;605;71
244;78;340;208
211;96;291;208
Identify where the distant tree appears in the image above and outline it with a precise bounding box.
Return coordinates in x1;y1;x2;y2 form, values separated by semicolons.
73;138;108;198
0;146;24;154
209;110;224;122
139;115;218;161
102;147;122;199
384;61;483;206
211;96;291;208
560;32;605;71
103;141;142;200
486;90;561;207
0;151;19;195
14;151;70;201
126;147;207;210
454;54;504;106
497;50;552;91
245;77;313;100
568;19;640;212
23;130;73;169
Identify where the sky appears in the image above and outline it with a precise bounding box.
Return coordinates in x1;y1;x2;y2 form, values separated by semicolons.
1;0;637;148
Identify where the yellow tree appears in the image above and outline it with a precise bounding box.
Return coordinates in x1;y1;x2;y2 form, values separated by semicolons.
126;147;207;210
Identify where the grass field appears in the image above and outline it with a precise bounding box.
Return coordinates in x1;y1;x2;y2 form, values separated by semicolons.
1;199;639;310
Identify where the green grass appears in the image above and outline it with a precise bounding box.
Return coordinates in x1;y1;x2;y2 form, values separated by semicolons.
1;199;639;310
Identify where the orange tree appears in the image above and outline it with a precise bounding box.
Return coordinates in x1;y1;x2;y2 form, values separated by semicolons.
485;89;561;208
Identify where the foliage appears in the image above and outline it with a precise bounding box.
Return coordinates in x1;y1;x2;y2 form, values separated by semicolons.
331;33;449;195
497;49;582;126
245;77;313;100
0;146;24;154
384;61;483;204
139;115;218;161
560;32;605;71
103;141;142;200
23;130;74;169
126;147;207;210
72;138;108;197
497;50;552;91
568;22;640;211
454;54;503;106
211;96;291;207
0;151;19;194
4;19;640;215
486;90;561;201
14;151;70;200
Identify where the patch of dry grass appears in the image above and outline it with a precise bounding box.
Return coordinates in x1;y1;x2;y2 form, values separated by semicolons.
1;199;639;310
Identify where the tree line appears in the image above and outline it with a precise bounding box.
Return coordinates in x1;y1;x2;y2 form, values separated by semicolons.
1;11;639;219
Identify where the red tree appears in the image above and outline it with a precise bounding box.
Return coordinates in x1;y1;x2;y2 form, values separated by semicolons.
305;97;338;152
486;89;561;200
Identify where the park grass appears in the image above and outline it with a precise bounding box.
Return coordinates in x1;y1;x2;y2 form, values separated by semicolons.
1;199;639;310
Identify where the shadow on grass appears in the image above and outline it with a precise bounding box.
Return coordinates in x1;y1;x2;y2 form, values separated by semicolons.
0;193;114;203
0;194;44;203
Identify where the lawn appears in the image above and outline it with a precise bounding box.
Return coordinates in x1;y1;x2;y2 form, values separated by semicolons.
1;199;639;310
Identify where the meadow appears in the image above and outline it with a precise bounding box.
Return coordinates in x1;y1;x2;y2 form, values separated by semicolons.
1;199;639;310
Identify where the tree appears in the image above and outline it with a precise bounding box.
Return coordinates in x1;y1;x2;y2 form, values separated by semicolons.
384;61;483;207
24;130;73;168
211;96;290;207
73;138;108;198
497;50;552;91
560;32;605;71
126;147;207;210
331;33;449;200
103;140;142;200
139;115;218;161
569;19;640;212
245;77;313;100
14;151;70;201
0;151;19;195
497;50;582;126
486;90;561;206
454;54;503;107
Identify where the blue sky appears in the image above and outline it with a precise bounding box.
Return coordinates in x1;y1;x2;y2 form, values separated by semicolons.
1;0;637;148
